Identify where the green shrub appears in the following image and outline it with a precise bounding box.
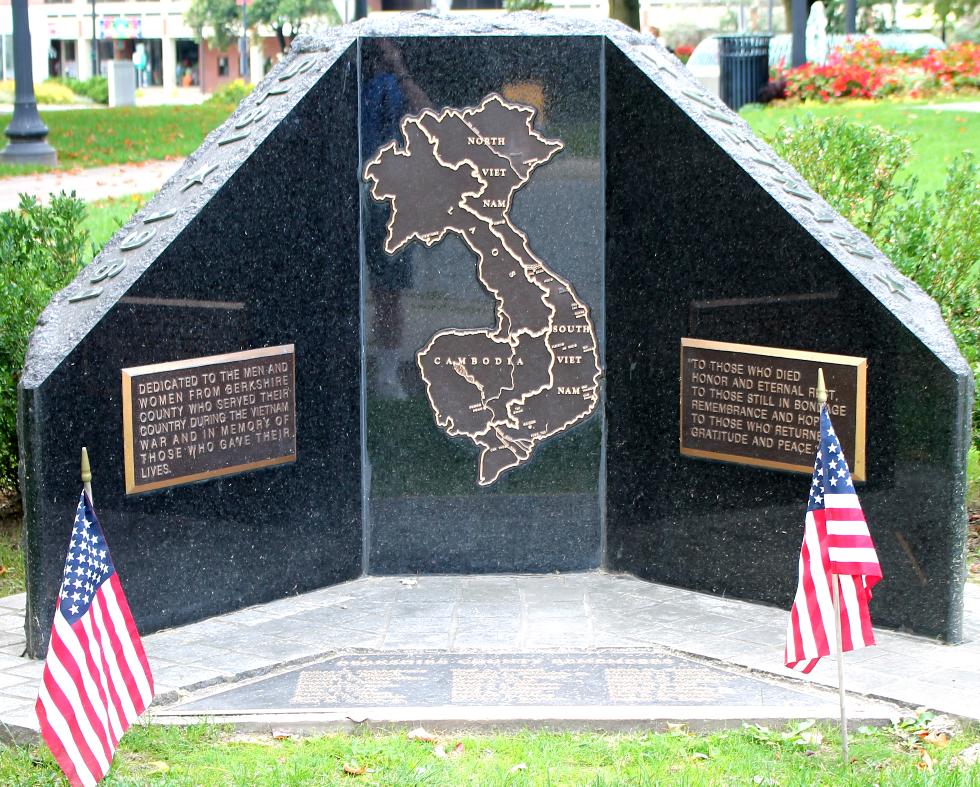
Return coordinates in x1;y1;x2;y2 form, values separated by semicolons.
504;0;552;10
205;79;253;106
53;76;109;105
880;154;979;421
0;194;88;491
768;117;979;447
0;79;79;105
767;116;912;236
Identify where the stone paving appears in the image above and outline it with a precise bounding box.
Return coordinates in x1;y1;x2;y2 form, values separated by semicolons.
0;158;182;212
1;573;978;741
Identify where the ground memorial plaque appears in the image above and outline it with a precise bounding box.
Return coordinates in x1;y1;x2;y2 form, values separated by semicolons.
174;650;833;712
19;12;971;658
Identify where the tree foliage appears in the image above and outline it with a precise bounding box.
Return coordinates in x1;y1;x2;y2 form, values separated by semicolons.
186;0;243;52
504;0;551;10
186;0;340;54
252;0;340;52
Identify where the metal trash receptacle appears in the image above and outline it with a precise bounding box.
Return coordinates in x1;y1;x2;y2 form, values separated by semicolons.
718;35;771;111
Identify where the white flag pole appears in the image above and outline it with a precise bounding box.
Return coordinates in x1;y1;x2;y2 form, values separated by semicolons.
81;446;93;507
832;570;848;763
817;368;848;765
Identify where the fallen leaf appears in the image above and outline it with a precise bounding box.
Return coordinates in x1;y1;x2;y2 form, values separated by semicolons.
452;742;465;757
271;729;292;740
916;749;934;772
343;762;366;776
691;752;709;761
922;732;949;748
407;727;438;742
509;763;527;773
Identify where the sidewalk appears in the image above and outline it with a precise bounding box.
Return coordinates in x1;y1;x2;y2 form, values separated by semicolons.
0;159;183;212
0;86;207;114
2;573;977;742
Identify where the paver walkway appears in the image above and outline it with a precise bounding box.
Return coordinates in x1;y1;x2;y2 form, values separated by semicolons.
2;573;977;742
0;158;182;211
921;101;980;113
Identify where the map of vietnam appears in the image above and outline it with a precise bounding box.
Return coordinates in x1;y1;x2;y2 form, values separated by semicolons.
364;93;602;486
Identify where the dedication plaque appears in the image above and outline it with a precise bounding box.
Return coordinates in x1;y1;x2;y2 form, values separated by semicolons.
680;339;866;479
122;345;296;493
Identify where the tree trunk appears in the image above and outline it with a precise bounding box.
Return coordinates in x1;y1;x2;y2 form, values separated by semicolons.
275;26;287;53
608;0;640;30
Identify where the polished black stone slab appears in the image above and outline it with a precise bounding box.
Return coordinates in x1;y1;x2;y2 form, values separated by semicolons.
361;36;603;575
602;42;971;641
175;649;829;711
19;47;363;657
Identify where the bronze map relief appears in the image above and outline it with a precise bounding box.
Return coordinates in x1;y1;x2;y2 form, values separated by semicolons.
364;94;602;487
680;338;867;479
121;345;296;494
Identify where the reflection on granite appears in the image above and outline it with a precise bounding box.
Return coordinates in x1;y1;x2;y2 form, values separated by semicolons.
361;36;603;574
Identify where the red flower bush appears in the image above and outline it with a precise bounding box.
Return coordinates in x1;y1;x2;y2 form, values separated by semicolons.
674;44;694;64
783;40;980;102
921;42;980;89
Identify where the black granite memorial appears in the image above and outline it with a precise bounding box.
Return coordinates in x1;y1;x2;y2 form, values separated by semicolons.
19;12;972;658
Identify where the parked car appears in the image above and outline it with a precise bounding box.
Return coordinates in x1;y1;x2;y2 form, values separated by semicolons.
685;32;947;97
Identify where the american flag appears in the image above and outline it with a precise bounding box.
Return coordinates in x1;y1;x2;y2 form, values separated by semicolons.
36;492;154;787
785;405;882;674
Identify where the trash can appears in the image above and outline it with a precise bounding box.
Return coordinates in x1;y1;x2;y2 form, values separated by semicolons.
717;35;771;112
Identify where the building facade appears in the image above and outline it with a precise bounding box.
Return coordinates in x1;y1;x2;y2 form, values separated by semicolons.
0;0;309;92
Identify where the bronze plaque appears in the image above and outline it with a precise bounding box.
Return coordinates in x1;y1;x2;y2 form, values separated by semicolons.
680;338;866;479
122;345;296;494
363;93;601;488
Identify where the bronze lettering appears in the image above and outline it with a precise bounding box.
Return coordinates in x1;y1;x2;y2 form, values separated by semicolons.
121;345;297;494
679;338;867;480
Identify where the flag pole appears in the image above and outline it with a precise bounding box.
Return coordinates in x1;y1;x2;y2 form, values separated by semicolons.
81;447;93;507
817;368;848;765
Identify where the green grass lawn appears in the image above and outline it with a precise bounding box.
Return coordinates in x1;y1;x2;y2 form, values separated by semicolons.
741;97;980;195
80;192;152;253
0;105;234;178
0;509;22;597
2;722;978;785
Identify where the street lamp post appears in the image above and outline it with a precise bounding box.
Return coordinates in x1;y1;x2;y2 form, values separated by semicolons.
0;0;57;166
240;0;249;79
791;0;807;67
91;0;98;77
